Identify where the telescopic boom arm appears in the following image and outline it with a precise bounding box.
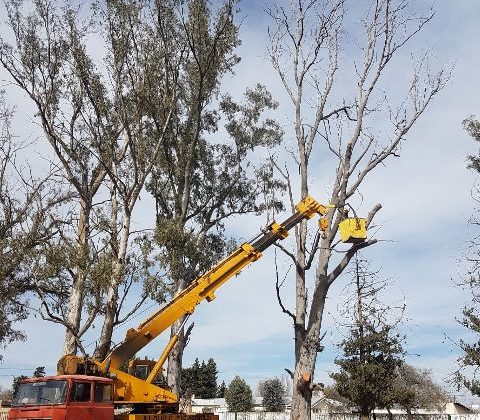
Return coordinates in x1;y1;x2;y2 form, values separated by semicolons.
100;196;333;373
57;195;366;406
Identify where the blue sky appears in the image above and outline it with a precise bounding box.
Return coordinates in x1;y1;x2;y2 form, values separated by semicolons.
1;0;480;405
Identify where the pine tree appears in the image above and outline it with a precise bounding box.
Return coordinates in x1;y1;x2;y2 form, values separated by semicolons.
181;358;218;398
217;381;227;398
456;115;480;395
33;367;45;378
12;376;27;396
225;376;252;412
181;358;201;397
203;359;218;398
332;323;405;417
258;377;285;412
330;258;405;418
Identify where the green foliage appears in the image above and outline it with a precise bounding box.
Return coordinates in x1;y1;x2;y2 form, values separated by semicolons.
464;116;480;171
181;358;218;399
394;364;447;411
0;0;182;356
146;0;283;393
217;380;227;398
33;366;46;378
225;376;253;412
331;258;406;416
0;91;61;354
258;377;285;412
331;323;405;415
12;366;46;396
12;376;27;396
456;115;480;395
455;307;480;395
148;2;284;290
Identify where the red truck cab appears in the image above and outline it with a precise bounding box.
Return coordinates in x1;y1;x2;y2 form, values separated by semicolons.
8;375;114;420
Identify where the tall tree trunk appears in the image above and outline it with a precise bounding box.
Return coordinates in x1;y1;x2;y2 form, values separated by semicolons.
292;247;330;419
167;277;188;396
94;284;119;360
63;197;90;355
291;357;314;420
167;316;187;397
94;212;131;360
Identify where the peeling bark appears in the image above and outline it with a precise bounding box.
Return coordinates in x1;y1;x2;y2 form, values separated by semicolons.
63;197;90;355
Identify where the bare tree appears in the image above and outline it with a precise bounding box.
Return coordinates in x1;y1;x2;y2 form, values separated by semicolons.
267;0;448;417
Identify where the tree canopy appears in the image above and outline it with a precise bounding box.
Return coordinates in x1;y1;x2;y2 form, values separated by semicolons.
225;376;253;412
181;358;218;399
258;377;285;412
394;364;447;413
331;259;406;417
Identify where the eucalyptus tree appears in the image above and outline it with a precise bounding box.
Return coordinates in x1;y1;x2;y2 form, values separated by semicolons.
147;0;284;395
90;0;180;361
0;0;177;357
268;1;448;417
0;90;63;355
0;0;120;354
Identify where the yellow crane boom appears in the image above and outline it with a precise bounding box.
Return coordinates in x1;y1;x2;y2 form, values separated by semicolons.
57;195;366;409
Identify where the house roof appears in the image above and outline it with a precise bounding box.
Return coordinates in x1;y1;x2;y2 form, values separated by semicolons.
312;396;347;410
192;398;226;407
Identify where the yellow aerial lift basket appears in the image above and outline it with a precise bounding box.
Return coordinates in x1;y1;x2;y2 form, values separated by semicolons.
339;218;367;243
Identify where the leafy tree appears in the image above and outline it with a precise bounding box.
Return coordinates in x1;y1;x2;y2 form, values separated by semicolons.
217;381;227;398
394;364;447;419
0;0;117;354
225;376;253;412
456;114;480;395
0;0;174;358
181;358;201;398
11;366;47;396
456;308;480;395
258;377;285;412
330;259;405;419
267;0;448;417
332;325;404;418
33;366;46;378
0;91;62;356
181;358;218;398
202;359;219;399
12;376;27;397
147;0;283;395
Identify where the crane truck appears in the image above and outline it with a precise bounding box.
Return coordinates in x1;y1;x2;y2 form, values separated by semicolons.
8;196;367;420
